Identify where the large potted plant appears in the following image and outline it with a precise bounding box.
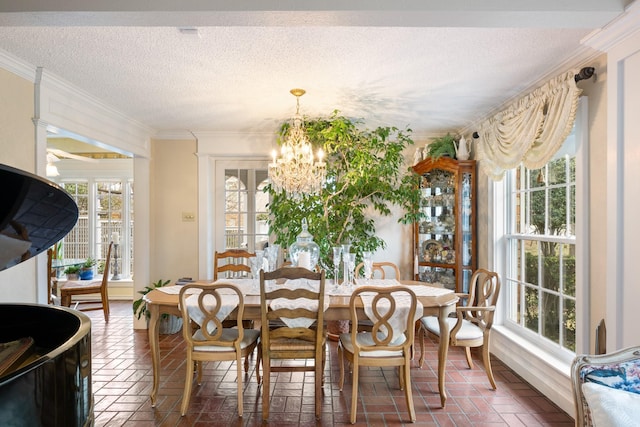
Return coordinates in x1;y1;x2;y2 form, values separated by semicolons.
133;279;183;334
267;112;423;340
267;111;423;273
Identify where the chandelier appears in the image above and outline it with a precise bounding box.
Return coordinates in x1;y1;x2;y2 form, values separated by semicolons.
268;88;326;198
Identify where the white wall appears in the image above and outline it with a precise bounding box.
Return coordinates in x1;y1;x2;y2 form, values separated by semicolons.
585;9;640;349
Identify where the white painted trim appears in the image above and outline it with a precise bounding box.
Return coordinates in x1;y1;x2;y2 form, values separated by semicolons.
574;96;590;355
492;326;574;417
600;13;640;351
38;68;152;158
0;48;37;82
196;154;270;280
197;153;213;280
582;0;640;52
196;132;276;156
132;156;151;330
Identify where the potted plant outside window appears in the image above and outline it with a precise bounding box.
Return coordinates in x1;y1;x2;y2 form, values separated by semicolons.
63;265;80;280
79;257;96;280
133;279;183;334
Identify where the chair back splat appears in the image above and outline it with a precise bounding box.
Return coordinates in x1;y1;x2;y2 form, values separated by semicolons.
213;249;255;280
354;261;400;280
419;268;500;389
178;283;260;417
257;266;326;421
338;285;418;424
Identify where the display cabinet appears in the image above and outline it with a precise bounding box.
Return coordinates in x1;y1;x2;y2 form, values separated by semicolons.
412;157;476;293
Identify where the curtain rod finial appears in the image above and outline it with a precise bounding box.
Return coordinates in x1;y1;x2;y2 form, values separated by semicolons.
575;67;596;83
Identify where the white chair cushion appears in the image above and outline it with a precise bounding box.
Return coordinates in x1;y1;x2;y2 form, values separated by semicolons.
193;328;260;352
582;381;640;427
421;316;483;341
339;332;405;357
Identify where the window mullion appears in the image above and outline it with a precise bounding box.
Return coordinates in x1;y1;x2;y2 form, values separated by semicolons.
88;180;97;260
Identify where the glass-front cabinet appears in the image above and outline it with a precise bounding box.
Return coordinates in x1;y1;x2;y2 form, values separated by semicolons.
412;157;476;293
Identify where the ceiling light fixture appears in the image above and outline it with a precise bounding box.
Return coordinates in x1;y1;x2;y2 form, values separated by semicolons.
268;89;326;199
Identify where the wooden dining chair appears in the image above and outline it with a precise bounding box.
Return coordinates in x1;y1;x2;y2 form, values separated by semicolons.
353;261;402;332
178;283;260;417
213;249;255;280
46;248;59;305
60;242;113;322
338;285;418;424
418;268;500;389
214;248;257;329
354;261;401;279
256;266;326;421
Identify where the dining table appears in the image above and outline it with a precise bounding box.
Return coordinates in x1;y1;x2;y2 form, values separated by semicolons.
143;278;458;408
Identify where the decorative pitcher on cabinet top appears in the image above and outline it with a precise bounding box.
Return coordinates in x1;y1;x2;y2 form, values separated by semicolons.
454;136;471;161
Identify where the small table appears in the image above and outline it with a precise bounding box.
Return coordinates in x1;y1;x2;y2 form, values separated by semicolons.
143;279;458;408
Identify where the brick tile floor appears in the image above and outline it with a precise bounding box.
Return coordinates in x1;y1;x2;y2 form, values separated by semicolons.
89;301;574;426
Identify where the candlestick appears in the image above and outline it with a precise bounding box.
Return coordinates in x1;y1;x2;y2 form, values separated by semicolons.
111;242;121;280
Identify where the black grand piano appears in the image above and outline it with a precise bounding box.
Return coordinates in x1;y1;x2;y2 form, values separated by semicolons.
0;163;93;427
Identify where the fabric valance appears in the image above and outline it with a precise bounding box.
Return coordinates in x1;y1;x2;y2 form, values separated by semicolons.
475;70;582;180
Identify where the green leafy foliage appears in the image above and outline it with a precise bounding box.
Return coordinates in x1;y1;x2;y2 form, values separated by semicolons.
525;253;576;351
132;279;171;320
426;133;457;159
266;111;423;275
63;265;80;275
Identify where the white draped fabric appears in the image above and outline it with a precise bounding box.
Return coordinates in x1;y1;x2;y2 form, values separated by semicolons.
475;70;582;180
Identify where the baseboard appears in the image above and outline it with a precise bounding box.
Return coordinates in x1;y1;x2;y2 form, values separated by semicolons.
491;326;575;418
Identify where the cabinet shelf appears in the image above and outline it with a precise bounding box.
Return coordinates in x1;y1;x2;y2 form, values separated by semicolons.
412;157;476;293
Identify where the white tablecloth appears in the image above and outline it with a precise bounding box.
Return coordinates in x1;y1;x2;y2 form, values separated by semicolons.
158;278;451;334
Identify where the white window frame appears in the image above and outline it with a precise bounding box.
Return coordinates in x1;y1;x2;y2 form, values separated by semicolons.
52;159;134;279
214;160;270;254
493;97;590;363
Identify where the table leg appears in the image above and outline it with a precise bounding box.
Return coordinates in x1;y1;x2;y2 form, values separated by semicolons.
436;304;454;408
148;304;161;407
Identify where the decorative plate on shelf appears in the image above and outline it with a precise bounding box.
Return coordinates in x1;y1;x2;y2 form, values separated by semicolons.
422;239;442;261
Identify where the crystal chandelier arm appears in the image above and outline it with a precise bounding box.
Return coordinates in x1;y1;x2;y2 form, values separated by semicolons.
268;88;326;198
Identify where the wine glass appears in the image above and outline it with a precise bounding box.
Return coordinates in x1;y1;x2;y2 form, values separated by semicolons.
264;245;279;272
249;251;264;292
332;246;342;291
345;252;356;289
362;251;373;283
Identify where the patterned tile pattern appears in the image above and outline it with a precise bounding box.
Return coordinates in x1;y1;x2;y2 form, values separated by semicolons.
90;302;574;426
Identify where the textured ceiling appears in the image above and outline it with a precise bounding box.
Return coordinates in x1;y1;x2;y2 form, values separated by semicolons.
0;1;630;139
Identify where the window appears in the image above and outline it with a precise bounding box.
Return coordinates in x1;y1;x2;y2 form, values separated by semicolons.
502;113;586;358
60;178;133;278
221;166;269;252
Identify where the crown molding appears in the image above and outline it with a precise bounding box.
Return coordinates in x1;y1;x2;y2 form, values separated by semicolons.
582;1;640;52
38;69;152;134
0;48;37;82
154;129;274;140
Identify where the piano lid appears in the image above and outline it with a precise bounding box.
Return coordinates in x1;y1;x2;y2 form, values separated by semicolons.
0;164;78;272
